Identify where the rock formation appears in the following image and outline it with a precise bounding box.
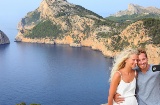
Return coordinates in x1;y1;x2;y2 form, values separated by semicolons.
113;3;160;17
0;30;10;44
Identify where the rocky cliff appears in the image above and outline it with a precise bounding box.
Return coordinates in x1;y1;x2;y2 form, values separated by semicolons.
15;0;160;64
0;30;10;44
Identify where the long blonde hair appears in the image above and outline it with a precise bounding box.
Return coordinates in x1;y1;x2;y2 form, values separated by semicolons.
109;48;138;82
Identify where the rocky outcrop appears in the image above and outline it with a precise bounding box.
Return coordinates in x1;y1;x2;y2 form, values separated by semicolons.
15;0;160;64
0;30;10;44
113;3;160;17
117;21;160;64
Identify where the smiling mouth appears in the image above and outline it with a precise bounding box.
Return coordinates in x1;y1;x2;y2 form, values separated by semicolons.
140;64;146;67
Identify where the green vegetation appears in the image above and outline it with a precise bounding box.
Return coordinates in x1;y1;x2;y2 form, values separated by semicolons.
55;4;103;19
94;19;129;30
72;35;81;44
94;19;126;40
25;20;63;39
74;5;103;18
142;18;160;45
16;102;40;105
96;32;120;39
83;25;90;39
24;11;40;25
106;36;130;51
106;14;160;23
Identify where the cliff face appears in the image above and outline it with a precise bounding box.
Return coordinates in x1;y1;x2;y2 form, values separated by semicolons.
117;21;160;64
0;30;10;44
15;0;160;64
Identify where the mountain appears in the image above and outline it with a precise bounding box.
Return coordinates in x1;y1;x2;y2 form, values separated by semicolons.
112;3;160;17
0;30;10;44
15;0;160;64
106;4;160;22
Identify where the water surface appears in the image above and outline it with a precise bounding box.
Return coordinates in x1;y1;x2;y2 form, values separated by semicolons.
0;32;112;105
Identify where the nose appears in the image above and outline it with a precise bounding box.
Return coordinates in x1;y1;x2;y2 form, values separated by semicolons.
137;60;142;64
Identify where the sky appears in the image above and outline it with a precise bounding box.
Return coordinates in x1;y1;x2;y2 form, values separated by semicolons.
0;0;160;39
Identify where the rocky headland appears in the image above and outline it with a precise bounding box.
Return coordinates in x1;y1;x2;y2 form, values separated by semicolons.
0;30;10;44
15;0;160;64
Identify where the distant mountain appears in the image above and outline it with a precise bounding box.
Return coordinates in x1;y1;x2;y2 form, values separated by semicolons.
106;4;160;23
15;0;160;64
112;3;160;17
0;30;10;44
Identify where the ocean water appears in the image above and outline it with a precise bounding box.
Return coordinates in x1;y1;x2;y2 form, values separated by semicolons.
0;31;112;105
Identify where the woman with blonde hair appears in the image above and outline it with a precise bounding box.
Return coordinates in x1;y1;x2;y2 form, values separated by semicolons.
107;48;139;105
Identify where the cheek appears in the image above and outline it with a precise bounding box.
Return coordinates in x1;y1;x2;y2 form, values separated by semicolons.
129;61;136;66
137;60;142;64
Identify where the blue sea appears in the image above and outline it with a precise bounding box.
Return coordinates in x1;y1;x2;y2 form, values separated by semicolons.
0;30;112;105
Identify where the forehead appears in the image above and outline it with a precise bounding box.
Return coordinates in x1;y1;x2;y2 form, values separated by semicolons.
129;54;138;58
138;53;146;59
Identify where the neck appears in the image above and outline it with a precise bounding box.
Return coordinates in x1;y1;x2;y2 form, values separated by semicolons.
123;66;133;74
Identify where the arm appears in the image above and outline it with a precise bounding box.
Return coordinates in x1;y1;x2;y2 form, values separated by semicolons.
113;93;125;104
107;72;121;105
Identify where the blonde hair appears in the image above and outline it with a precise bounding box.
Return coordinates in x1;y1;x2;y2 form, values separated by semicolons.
109;48;138;82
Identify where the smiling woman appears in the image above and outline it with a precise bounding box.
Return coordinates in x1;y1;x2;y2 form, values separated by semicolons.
108;48;138;105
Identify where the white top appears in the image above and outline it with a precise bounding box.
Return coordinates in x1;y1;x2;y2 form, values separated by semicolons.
116;71;136;98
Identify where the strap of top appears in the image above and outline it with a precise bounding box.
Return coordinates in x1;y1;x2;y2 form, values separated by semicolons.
117;71;136;78
116;71;122;79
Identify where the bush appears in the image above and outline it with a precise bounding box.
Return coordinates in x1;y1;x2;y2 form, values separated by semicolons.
25;20;63;39
16;102;26;105
16;102;41;105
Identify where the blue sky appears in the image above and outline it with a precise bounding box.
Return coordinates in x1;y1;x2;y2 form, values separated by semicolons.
68;0;160;17
0;0;160;36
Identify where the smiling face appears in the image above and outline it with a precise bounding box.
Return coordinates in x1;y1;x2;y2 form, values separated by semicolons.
125;54;138;69
138;53;148;71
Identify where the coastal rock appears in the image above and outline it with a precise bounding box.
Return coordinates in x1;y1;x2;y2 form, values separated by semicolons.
0;30;10;44
70;43;81;47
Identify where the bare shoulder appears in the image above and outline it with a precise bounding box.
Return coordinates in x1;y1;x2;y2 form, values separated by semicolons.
114;71;121;77
112;71;121;82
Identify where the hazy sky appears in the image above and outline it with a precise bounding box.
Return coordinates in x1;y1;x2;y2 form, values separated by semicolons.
0;0;160;36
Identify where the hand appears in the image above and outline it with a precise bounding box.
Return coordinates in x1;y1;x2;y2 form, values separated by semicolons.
113;93;125;104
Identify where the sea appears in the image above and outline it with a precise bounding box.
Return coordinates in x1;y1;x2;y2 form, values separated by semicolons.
0;29;112;105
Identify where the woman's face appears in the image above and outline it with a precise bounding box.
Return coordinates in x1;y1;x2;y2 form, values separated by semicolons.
126;54;138;69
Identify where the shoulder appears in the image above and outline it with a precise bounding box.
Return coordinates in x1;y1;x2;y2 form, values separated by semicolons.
112;71;121;82
114;71;121;76
149;64;153;68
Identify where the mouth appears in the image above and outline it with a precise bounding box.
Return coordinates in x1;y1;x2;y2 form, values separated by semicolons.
139;64;146;68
